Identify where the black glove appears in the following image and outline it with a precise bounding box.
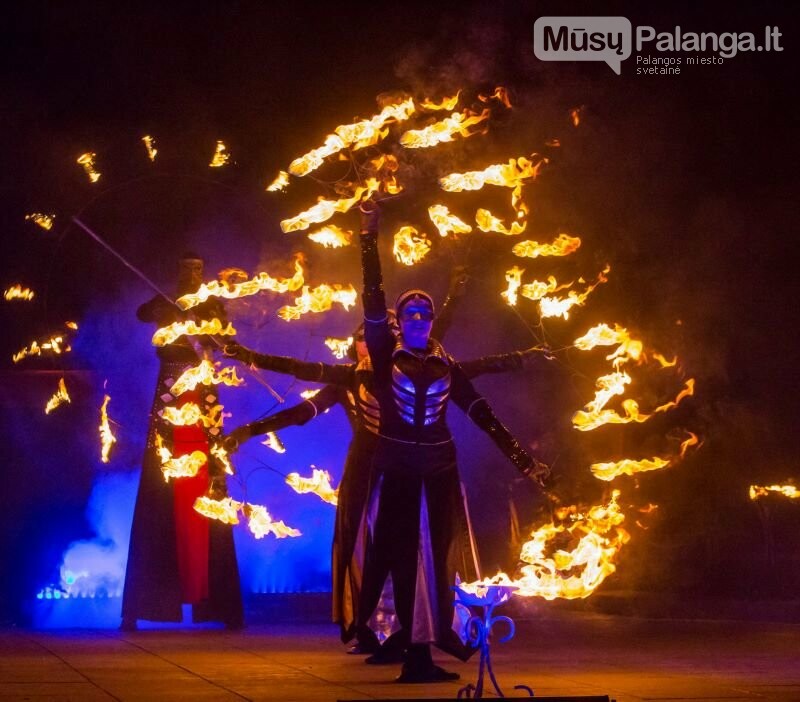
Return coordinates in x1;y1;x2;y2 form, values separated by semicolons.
521;456;550;487
359;200;380;235
223;341;254;365
448;265;470;299
221;426;252;453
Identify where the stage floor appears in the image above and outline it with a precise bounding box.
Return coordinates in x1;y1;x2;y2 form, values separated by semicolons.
1;611;798;701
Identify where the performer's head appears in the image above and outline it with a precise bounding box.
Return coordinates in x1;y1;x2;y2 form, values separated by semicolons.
350;310;398;361
178;252;204;295
395;289;434;350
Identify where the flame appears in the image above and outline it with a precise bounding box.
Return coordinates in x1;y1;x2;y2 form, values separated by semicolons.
142;135;157;161
300;389;321;400
65;321;78;330
399;108;490;149
418;92;461;111
288;98;416;177
520;276;566;302
163;402;226;428
325;336;354;359
25;213;55;230
573;397;650;433
194;496;241;524
470;491;629;600
280;178;381;232
653;353;678;368
393;226;432;266
285;467;339;506
176;257;305;309
545;138;561;147
538;266;610;320
99;395;117;463
679;431;701;458
151;318;236;347
513;233;582;258
4;285;35;301
307;225;353;248
262;432;286;454
77;152;101;182
749;484;800;500
13;335;70;363
209;140;230;167
45;377;71;414
428;204;473;237
267;170;290;192
570;106;583;127
501;266;524;306
244;503;302;539
475;208;527;236
277;283;358;321
170;360;244;395
478;86;512;108
155;432;207;481
439;155;547;193
590;457;670;482
653;379;695;414
210;443;235;475
574;323;644;370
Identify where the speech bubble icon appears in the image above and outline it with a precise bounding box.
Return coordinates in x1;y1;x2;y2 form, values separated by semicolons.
533;17;632;75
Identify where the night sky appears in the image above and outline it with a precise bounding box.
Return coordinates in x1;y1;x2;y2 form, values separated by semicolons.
1;2;799;624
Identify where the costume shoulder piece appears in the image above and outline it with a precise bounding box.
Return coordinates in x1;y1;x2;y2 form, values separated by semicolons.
392;337;450;364
356;355;373;372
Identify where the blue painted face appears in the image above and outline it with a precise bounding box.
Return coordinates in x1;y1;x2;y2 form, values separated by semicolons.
399;300;434;349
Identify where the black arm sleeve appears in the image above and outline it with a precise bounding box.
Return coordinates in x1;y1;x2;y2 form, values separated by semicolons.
248;352;355;386
360;231;394;376
460;351;525;380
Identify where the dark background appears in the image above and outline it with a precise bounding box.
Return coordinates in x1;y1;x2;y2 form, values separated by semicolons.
1;1;799;625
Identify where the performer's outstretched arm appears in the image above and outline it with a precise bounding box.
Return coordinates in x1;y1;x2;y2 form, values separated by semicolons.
450;362;549;485
224;343;355;387
459;346;551;380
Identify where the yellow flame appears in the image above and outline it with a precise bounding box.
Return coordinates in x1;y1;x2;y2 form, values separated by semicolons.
45;377;71;414
210;443;235;475
77;152;101;182
244;503;302;539
570;106;583;127
176;257;305;309
513;233;582;258
393;226;432;266
209;140;230;167
307;225;353;248
142;135;157;161
277;283;357;321
194;496;241;524
163;402;226;428
653;353;678;368
501;266;525;306
151;318;236;347
428;204;473;237
156;433;207;481
4;285;35;301
170;360;244;395
439;155;547;193
267;170;290;192
65;321;78;330
288;98;416;177
469;491;629;600
300;389;321;400
574;323;643;370
13;335;70;363
25;213;55;230
325;336;354;359
280;178;381;233
573;397;650;433
418;91;461;111
400;109;490;149
478;86;512;108
679;431;701;458
285;468;339;506
590;457;670;481
653;379;695;414
539;266;610;320
262;432;286;454
520;276;565;302
749;484;800;500
475;208;527;236
99;395;116;463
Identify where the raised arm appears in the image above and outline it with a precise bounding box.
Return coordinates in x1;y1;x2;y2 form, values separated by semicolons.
459;345;552;380
431;265;468;341
449;362;549;485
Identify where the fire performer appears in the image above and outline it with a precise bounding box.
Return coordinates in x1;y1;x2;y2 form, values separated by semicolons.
352;202;548;683
122;254;243;631
223;277;549;657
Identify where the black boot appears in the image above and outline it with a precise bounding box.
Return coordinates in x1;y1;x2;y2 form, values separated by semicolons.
395;644;459;683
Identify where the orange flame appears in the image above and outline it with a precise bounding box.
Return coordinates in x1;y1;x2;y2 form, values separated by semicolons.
539;266;610;320
653;379;695;414
210;443;235;475
475;208;527;236
679;431;701;458
300;389;321;400
399;108;490;149
25;213;55;230
170;360;244;395
77;152;101;182
13;335;70;363
653;353;678;369
285;467;339;506
393;226;432;266
512;233;582;258
176;257;305;309
307;225;353;248
155;433;207;481
574;323;643;370
288;98;416;177
45;377;71;415
209;140;230;167
428;204;473;237
520;276;566;302
142;135;157;161
194;496;241;524
244;503;302;539
280;178;381;232
573;397;650;433
325;336;354;359
163;402;226;429
749;484;799;500
151;318;236;347
277;283;358;321
590;457;670;481
99;395;116;463
418;92;461;111
501;266;525;306
267;170;290;192
4;285;35;301
439;155;547;193
570;106;583;127
262;432;286;454
469;491;629;600
478;86;512;108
